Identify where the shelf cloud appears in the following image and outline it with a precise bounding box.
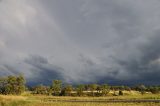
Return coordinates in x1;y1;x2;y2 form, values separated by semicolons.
1;0;160;85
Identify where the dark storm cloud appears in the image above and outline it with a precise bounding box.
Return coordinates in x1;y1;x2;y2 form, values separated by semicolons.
24;55;63;85
1;0;160;85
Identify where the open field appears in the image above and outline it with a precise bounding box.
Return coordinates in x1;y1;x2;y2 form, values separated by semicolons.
0;92;160;106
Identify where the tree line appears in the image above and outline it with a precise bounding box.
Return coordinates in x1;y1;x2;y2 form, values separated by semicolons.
0;75;160;96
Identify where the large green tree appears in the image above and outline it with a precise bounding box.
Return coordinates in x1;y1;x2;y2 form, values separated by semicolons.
0;75;26;95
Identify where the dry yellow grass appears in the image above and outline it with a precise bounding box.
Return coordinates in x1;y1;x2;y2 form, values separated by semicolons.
0;95;26;100
24;102;160;106
1;101;159;106
0;92;160;106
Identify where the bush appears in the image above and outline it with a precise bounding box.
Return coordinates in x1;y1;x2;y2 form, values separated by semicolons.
119;90;123;95
150;87;159;94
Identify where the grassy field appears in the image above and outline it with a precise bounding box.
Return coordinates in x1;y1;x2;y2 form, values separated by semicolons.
0;91;160;106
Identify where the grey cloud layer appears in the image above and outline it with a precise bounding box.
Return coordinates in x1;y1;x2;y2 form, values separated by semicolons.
0;0;160;85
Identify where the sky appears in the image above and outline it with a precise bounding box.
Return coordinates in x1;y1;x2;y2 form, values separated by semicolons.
0;0;160;85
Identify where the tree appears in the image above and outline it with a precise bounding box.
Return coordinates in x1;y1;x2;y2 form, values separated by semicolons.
51;80;62;96
5;76;17;94
33;84;49;95
16;75;26;94
138;84;146;95
89;84;97;96
101;84;110;96
60;85;73;96
4;75;25;95
76;84;85;96
149;86;159;94
124;86;131;92
0;77;7;94
119;86;125;91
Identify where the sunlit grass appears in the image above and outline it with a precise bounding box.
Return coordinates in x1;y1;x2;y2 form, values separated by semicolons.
0;91;160;106
1;101;160;106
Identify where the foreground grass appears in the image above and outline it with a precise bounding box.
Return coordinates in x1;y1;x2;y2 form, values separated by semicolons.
0;92;160;106
1;101;160;106
21;102;160;106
